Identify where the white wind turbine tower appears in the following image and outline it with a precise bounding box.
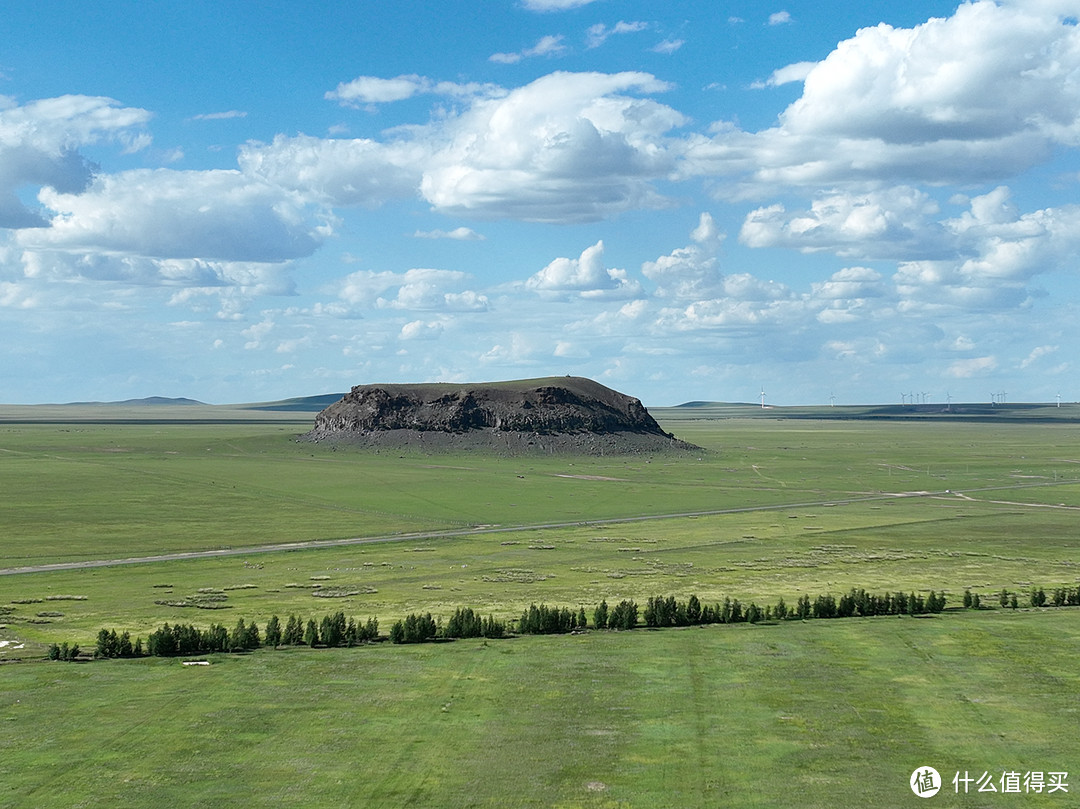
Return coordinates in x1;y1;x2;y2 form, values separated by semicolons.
829;392;836;407
1057;392;1062;408
760;388;766;409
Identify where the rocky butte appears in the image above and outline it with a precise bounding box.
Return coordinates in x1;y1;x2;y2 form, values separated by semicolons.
303;376;700;455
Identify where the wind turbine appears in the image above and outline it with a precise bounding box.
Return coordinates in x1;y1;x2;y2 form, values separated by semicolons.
829;392;836;407
946;392;952;411
1057;391;1062;408
760;388;766;409
900;392;907;405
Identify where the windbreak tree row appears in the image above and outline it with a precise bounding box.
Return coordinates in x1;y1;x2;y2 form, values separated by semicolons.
390;608;506;643
58;584;1080;661
89;611;380;658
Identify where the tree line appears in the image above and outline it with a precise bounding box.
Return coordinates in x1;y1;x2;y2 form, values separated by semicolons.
50;583;1080;661
87;611;380;659
389;607;506;643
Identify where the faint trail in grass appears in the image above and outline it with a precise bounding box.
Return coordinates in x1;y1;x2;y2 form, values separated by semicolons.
751;464;786;488
4;478;1079;577
948;493;1080;510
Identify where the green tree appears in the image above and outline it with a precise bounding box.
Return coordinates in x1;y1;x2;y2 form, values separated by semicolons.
283;614;303;645
925;591;940;613
608;600;638;630
796;595;811;620
95;628;112;659
687;594;702;624
593;599;609;630
264;615;282;648
774;597;788;620
643;597;660;628
363;616;379;642
730;599;744;623
305;619;319;647
320;612;346;647
445;607;482;639
720;597;733;623
389;620;405;644
482;614;506;639
205;623;228;652
398;613;437;643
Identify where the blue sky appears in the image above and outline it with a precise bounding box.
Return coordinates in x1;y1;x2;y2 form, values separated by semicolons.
2;0;1078;405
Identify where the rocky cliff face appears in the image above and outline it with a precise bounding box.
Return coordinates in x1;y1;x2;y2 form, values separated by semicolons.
303;377;696;454
311;377;667;435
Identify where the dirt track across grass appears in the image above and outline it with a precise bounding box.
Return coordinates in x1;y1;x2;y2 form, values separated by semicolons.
4;480;1073;577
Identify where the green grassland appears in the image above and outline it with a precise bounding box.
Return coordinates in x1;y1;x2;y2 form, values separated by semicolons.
2;409;1080;807
2;611;1078;808
2;414;1078;569
2;416;1079;643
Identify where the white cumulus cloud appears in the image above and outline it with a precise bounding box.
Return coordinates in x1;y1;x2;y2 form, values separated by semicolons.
0;95;152;228
740;187;944;259
642;212;725;300
527;240;643;298
20;168;324;263
421;71;684;222
238;133;424;208
338;268;489;312
683;2;1080;191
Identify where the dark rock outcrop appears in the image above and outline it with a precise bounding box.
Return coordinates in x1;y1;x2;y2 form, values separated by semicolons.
303;377;699;455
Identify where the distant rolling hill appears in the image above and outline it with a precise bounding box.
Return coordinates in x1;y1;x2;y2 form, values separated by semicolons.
7;391;1075;425
242;393;346;412
63;396;206;406
650;400;1080;423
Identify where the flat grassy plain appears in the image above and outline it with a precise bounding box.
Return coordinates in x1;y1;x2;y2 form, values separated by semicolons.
3;612;1079;808
3;408;1080;807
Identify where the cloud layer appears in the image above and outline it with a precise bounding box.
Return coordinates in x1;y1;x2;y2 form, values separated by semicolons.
2;1;1079;404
